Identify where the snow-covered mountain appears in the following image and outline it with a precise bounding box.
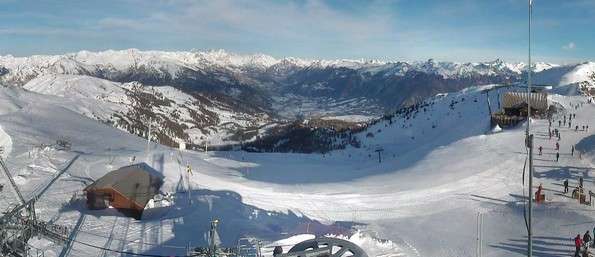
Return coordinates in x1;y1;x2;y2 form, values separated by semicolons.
0;49;562;104
22;74;272;148
0;49;557;91
2;49;591;147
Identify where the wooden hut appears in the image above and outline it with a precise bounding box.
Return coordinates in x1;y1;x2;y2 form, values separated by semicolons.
84;163;164;219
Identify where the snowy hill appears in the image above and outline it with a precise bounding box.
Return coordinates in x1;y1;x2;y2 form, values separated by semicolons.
1;79;595;257
559;62;595;86
0;49;573;147
22;74;272;147
3;49;592;151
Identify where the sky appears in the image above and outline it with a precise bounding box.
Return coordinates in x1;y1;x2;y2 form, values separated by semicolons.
0;0;593;63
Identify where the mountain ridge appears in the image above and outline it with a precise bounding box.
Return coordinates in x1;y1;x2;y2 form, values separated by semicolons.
2;49;594;149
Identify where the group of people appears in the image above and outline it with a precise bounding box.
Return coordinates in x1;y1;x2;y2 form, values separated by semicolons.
565;177;592;204
541;111;588;162
550;127;562;140
558;113;589;132
575;230;593;257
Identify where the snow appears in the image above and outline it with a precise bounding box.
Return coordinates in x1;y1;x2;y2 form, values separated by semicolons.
320;115;376;122
20;74;270;146
559;62;595;86
0;49;568;89
0;124;12;159
1;82;595;257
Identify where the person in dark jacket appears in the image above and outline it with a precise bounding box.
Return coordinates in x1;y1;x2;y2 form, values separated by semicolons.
538;146;543;155
556;152;560;162
585;231;592;249
564;179;569;193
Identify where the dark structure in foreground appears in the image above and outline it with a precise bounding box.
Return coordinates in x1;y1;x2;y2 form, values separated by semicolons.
84;163;164;219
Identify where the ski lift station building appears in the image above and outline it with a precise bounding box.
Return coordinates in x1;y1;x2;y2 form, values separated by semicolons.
491;91;548;128
84;163;164;219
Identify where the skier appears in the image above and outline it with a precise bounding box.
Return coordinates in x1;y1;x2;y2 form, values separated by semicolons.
538;146;543;155
559;120;562;127
572;145;575;156
584;231;592;252
576;234;583;257
580;177;584;188
556;152;560;162
564;179;569;193
549;130;552;139
535;183;543;203
576;125;579;132
186;164;193;175
556;142;559;150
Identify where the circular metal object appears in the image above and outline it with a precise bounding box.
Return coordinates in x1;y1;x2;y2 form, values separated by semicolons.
288;237;368;257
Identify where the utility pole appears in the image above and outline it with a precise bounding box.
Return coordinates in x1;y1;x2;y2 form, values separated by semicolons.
526;1;534;257
146;117;152;163
205;137;209;153
486;90;492;116
375;147;384;163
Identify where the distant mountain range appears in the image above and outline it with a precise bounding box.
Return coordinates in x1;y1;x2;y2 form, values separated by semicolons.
1;49;593;148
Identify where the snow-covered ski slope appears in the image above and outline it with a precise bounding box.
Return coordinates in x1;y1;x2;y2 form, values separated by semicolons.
1;80;595;257
21;74;271;146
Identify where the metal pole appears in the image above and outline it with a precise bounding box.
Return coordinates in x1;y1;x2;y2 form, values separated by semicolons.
480;213;484;257
527;0;533;134
0;158;26;205
475;212;479;257
526;1;534;257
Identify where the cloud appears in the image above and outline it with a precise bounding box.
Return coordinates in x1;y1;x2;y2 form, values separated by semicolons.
562;42;576;50
0;27;94;37
1;0;593;62
88;0;402;57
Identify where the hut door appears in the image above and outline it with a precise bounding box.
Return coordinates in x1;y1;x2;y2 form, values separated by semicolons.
133;183;140;209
